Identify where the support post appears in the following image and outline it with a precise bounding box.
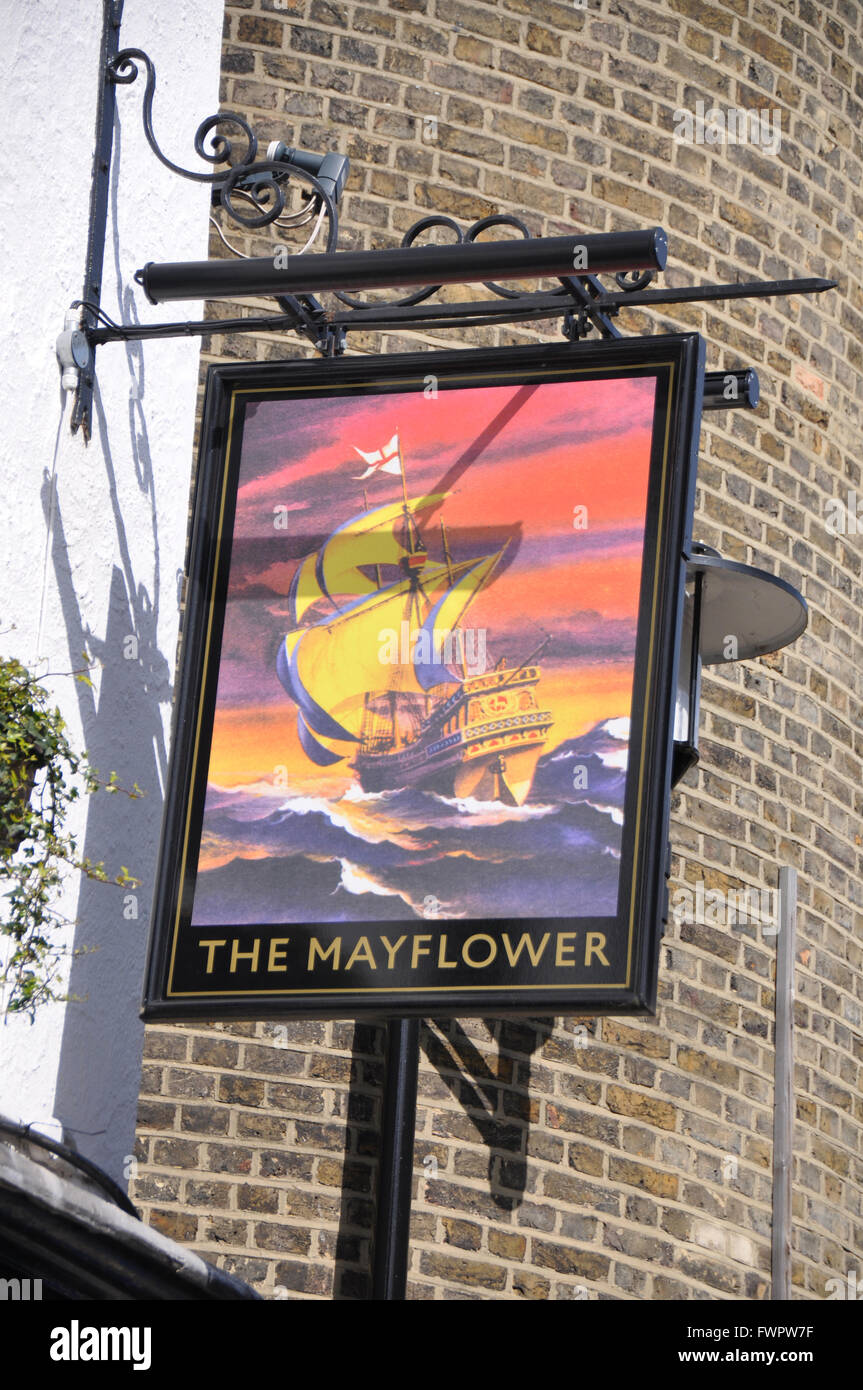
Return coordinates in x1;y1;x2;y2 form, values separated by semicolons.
71;0;125;438
771;866;796;1300
372;1017;420;1301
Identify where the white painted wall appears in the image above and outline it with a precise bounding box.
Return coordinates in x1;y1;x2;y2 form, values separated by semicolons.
0;0;224;1180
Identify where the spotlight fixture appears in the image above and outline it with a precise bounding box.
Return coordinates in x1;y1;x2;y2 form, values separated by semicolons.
671;543;808;786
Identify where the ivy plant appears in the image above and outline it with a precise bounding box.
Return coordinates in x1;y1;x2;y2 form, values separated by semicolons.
0;653;140;1019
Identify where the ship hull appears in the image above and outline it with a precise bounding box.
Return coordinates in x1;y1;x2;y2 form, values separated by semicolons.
354;666;553;807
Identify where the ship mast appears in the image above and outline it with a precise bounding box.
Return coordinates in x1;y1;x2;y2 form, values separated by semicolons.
395;432;424;558
397;432;410;543
363;486;383;590
440;518;454;585
391;432;425;750
438;517;465;678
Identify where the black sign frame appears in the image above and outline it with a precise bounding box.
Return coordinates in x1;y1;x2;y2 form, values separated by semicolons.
142;334;704;1021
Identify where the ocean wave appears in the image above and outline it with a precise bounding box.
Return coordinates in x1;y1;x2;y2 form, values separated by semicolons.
334;859;465;920
203;780;293;821
193;833;621;924
542;735;628;776
585;800;625;827
340;784;400;804
430;792;558;821
335;857;415;906
274;790;426;848
194;718;628;922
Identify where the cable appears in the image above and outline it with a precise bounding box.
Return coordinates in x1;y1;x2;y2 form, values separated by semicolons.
70;299;122;330
0;1115;141;1220
208;214;250;259
295;197;327;255
209;191;327;261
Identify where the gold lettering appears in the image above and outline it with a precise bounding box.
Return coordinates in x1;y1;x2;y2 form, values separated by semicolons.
555;932;578;966
230;938;260;973
308;937;341;971
411;935;432;968
267;938;290;972
437;935;458;968
199;939;226;973
585;932;610;966
502;932;549;967
380;935;407;968
462;933;497;968
346;936;377;970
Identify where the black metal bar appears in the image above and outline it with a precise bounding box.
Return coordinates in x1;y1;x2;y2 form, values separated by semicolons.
372;1017;420;1301
87;311;292;346
272;293;329;351
71;0;125;438
87;292;578;345
330;292;586;333
702;368;760;410
88;276;834;353
137;227;668;303
671;567;704;787
556;274;622;340
688;566;704;761
593;276;835;308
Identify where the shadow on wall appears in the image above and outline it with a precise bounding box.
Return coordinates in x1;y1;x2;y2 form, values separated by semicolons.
322;1017;553;1300
44;375;173;1183
47;94;187;1181
420;1018;554;1210
251;1020;385;1301
310;1018;553;1300
332;1022;385;1300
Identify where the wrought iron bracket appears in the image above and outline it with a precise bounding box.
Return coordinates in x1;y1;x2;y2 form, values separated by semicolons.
61;11;347;437
61;7;837;436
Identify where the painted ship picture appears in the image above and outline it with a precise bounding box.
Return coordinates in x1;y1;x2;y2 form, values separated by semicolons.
191;371;658;928
276;434;554;808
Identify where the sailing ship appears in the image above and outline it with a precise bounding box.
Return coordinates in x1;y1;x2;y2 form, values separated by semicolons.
275;437;553;807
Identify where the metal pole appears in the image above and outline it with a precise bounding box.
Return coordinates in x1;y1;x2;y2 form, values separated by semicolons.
372;1016;420;1301
771;866;796;1300
702;369;760;411
71;0;125;438
137;226;668;303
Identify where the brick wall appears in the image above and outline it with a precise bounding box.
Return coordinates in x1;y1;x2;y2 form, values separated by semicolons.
132;0;863;1299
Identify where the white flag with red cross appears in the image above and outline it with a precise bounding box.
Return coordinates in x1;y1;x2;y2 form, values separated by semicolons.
352;432;402;480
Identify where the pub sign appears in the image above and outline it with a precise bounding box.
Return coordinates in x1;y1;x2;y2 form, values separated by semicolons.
143;335;704;1019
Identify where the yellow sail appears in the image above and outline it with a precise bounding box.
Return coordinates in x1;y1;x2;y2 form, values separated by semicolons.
287;556;488;740
289;550;326;625
292;565;446;739
430;554;499;632
414;553;500;690
319;493;448;604
278;511;505;754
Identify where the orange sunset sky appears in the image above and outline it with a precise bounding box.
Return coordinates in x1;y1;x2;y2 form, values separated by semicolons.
205;371;657;789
